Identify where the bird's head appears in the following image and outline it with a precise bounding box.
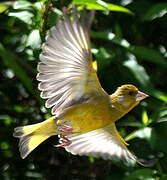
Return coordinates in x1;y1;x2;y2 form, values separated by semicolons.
111;84;149;111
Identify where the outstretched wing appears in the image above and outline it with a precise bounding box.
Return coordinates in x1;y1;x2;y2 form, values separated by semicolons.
65;124;137;165
37;14;107;115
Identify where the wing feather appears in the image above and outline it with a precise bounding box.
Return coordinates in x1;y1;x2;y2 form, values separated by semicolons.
37;14;106;115
65;124;137;165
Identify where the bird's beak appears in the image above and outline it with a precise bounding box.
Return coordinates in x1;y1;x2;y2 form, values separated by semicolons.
136;91;149;101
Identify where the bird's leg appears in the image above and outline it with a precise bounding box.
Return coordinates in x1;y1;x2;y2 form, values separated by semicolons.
55;120;73;148
56;119;73;135
55;135;72;148
57;124;73;134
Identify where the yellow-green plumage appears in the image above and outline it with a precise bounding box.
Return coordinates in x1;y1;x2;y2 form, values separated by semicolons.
13;12;148;164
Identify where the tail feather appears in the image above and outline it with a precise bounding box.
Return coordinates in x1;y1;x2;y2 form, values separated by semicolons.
14;122;44;137
13;116;57;159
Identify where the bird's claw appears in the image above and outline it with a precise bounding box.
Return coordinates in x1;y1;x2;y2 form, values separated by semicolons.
55;136;72;148
55;122;73;147
57;124;73;134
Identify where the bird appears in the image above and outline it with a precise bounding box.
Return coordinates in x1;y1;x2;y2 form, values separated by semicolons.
13;11;149;165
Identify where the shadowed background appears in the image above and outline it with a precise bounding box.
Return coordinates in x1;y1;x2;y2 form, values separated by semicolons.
0;0;167;179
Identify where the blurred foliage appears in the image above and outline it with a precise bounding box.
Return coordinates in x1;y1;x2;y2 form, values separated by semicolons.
0;0;167;179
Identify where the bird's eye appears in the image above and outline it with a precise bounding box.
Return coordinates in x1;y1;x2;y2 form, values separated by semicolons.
128;91;135;96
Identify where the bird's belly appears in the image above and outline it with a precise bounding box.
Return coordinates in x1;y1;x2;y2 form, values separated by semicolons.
58;101;114;134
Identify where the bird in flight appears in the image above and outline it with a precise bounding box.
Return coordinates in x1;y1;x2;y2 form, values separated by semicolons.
14;11;148;165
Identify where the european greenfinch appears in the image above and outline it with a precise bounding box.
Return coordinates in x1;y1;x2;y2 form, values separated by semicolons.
14;12;148;165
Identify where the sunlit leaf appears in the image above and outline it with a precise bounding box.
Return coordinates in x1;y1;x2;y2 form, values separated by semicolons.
0;3;9;13
52;7;63;16
142;111;150;126
92;31;167;66
159;109;167;117
13;0;32;9
125;127;152;141
26;29;41;49
143;3;167;21
8;11;33;24
40;0;47;3
98;47;112;59
123;54;151;88
156;118;167;123
72;0;133;14
94;47;112;69
91;31;115;40
33;2;43;11
151;90;167;103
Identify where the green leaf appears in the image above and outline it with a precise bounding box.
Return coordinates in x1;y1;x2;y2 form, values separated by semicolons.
26;29;41;49
156;118;167;123
161;175;167;180
143;3;167;21
8;11;33;24
0;43;32;92
129;46;167;66
159;109;167;117
72;0;133;14
0;115;12;125
125;127;152;141
91;31;131;48
96;47;112;59
0;43;41;102
13;0;32;9
0;3;9;13
123;54;151;88
142;111;150;126
91;31;115;40
118;120;142;127
150;89;167;103
151;122;167;153
92;31;167;66
0;142;9;150
94;47;112;69
123;168;155;180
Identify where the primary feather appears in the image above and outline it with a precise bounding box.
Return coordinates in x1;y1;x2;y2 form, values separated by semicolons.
37;15;106;116
65;124;136;165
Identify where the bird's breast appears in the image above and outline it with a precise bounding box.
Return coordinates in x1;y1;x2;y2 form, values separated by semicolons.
58;97;120;134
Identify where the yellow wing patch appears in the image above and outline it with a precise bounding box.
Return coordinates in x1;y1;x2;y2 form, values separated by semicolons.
92;61;97;71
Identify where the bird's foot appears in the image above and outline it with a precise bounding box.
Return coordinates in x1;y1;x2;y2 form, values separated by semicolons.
55;135;72;148
57;124;73;134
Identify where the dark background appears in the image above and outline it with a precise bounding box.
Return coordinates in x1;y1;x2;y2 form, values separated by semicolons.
1;0;167;179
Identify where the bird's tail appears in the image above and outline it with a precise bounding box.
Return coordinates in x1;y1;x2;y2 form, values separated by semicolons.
13;116;57;159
